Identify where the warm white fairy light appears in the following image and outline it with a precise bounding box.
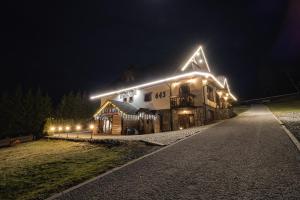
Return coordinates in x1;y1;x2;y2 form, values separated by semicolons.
89;124;95;130
76;125;81;131
172;82;179;87
187;78;196;83
199;46;211;72
91;71;212;99
181;46;202;71
90;71;234;99
90;46;237;102
49;126;56;132
217;91;223;97
65;126;70;131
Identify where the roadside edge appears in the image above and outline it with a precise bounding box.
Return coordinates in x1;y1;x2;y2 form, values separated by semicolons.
46;120;225;200
268;107;300;152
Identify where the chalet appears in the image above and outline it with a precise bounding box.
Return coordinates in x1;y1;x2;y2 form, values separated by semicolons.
90;46;237;135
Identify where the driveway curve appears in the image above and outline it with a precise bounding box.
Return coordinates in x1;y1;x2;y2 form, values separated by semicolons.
52;105;300;200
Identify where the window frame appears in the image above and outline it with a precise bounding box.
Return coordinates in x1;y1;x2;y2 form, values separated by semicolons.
129;96;134;103
144;92;152;102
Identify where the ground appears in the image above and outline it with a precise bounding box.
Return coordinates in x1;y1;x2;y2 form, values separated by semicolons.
233;104;250;115
0;140;158;200
2;104;300;199
52;105;300;200
49;125;215;146
267;97;300;141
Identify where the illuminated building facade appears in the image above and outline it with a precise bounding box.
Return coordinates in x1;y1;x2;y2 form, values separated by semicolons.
90;46;237;134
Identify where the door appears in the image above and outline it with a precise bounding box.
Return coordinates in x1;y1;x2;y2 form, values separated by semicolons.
102;116;112;134
179;84;190;96
112;115;122;135
178;114;195;129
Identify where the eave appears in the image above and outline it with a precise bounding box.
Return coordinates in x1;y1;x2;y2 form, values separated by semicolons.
90;71;237;101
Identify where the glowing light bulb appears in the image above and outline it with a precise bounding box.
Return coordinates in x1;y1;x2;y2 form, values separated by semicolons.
89;124;95;130
217;91;223;97
76;125;81;131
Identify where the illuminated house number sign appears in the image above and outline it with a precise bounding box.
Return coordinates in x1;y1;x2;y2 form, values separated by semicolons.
155;91;166;99
119;90;136;99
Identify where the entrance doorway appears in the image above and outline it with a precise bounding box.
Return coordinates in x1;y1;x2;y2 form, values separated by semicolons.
102;116;112;134
178;114;195;129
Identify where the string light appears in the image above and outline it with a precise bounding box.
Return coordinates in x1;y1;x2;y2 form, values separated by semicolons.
76;125;81;131
90;71;237;101
65;126;70;131
217;91;223;97
187;78;196;83
49;126;56;132
90;45;237;101
181;46;202;71
89;124;94;130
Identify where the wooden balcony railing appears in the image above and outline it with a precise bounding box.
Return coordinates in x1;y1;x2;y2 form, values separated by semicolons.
170;94;195;108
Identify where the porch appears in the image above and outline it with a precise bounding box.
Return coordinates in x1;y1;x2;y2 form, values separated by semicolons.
94;100;160;135
48;125;214;146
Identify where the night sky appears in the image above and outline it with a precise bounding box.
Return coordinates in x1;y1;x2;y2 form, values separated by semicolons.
1;0;299;101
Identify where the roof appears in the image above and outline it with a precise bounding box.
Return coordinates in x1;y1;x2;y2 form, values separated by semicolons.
90;45;237;101
110;100;138;115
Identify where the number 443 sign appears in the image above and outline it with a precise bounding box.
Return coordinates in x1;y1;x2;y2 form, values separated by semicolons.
155;91;166;99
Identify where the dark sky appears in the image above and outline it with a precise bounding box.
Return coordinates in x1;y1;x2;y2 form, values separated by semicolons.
1;0;300;101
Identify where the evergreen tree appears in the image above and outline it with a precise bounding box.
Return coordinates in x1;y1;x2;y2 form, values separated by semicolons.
23;89;34;135
0;88;53;139
34;90;52;138
0;93;10;138
11;87;25;137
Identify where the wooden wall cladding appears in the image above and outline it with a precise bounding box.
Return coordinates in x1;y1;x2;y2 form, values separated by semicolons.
112;115;122;135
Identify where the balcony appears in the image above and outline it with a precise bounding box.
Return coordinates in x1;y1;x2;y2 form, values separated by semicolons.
170;94;195;108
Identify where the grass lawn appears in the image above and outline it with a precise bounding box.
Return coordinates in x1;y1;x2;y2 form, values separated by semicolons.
0;139;158;200
266;97;300;141
267;98;300;113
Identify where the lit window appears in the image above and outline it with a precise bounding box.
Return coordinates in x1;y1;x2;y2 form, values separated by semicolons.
207;86;214;101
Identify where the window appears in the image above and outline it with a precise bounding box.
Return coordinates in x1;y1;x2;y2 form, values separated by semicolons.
129;96;133;103
144;92;152;102
179;84;190;96
207;86;214;101
123;97;127;102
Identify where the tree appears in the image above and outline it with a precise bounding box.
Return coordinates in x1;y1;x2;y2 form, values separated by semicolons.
0;88;53;139
32;89;52;138
0;93;10;138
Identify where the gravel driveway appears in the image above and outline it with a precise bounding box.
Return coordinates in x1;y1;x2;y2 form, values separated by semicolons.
275;112;300;141
50;105;300;200
50;124;216;145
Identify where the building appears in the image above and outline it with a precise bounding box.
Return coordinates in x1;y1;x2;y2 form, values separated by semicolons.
90;46;237;135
